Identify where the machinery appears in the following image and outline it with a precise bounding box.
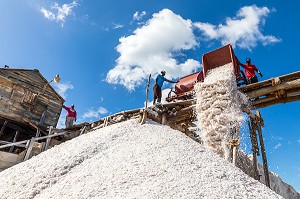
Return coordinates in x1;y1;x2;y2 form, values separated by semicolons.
166;44;247;102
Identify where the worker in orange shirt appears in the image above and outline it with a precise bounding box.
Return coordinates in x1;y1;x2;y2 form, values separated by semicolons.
239;58;263;84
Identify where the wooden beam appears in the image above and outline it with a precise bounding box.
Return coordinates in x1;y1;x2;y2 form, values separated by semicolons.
248;120;259;180
246;79;300;98
257;122;270;188
253;95;300;109
23;138;36;161
0;120;8;137
43;126;53;151
8;131;20;153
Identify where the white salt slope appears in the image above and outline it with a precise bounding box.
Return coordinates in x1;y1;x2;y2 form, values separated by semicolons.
195;63;248;158
0;120;281;199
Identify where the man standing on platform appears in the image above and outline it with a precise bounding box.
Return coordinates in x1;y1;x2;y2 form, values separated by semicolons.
239;58;263;84
62;104;77;128
153;70;177;105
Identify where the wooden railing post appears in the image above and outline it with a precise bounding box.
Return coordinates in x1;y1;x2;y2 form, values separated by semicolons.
0;120;8;137
23;138;36;161
8;131;20;153
43;126;53;151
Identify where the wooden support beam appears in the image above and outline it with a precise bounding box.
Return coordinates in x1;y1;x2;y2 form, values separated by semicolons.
246;79;300;99
8;131;20;153
0;140;28;149
257;121;270;188
43;126;53;151
79;126;87;136
0;120;8;137
161;113;167;125
35;128;41;138
253;95;300;109
248;120;259;180
0;140;26;148
23;138;36;161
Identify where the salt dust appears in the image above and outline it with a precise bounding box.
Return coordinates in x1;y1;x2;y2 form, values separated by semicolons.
194;63;249;158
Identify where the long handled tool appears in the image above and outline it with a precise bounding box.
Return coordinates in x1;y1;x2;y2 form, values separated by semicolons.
141;74;151;124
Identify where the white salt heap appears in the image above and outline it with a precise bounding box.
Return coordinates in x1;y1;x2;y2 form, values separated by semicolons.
195;63;248;158
0;119;282;199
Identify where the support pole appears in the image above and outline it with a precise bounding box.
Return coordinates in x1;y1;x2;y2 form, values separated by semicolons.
248;120;260;180
23;138;36;161
43;126;53;151
257;123;270;187
161;113;167;125
141;74;151;124
79;126;87;136
0;120;8;137
9;131;20;153
35;128;41;138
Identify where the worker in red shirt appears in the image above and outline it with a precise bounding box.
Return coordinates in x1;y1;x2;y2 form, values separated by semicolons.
239;58;263;84
62;104;77;128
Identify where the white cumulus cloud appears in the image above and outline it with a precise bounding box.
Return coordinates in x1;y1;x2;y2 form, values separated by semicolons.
106;9;200;91
40;0;78;27
83;107;108;119
53;82;74;99
133;11;147;21
194;5;281;50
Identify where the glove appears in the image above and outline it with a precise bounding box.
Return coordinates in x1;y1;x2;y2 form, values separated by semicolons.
258;71;263;78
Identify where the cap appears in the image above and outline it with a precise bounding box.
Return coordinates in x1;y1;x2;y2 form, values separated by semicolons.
246;58;251;62
71;104;74;107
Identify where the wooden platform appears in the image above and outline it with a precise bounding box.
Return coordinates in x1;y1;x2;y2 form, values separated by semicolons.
240;71;300;109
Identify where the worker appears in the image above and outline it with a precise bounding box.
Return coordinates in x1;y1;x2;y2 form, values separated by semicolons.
153;70;177;105
239;58;263;84
62;104;77;128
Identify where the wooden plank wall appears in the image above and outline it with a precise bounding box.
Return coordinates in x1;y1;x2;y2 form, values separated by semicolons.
0;69;64;128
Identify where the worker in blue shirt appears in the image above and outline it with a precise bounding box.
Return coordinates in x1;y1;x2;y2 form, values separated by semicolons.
153;70;177;104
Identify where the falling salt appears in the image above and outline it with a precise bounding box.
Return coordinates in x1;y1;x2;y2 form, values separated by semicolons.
195;63;249;158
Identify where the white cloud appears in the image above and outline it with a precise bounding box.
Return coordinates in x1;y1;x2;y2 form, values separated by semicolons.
40;8;56;20
83;107;108;119
40;1;78;27
274;143;282;149
113;23;123;29
133;11;147;21
106;9;200;91
194;5;281;50
53;82;74;99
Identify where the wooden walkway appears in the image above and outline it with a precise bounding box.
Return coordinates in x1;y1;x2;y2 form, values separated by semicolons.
240;70;300;109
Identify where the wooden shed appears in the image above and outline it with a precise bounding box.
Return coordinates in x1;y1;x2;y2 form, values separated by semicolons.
0;68;65;139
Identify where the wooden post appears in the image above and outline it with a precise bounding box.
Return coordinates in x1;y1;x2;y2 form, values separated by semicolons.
0;120;8;137
248;120;260;180
23;138;36;161
103;117;109;127
43;126;53;151
141;74;151;124
8;131;20;153
257;123;270;187
35;128;41;138
79;126;87;136
161;113;167;125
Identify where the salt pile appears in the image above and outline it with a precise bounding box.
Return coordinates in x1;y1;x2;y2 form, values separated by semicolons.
195;63;248;158
0;119;281;199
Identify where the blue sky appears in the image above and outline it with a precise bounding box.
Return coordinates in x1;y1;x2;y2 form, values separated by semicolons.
0;0;299;192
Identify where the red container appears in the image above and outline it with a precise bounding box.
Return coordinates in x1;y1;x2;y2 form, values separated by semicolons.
166;71;204;102
202;44;245;82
